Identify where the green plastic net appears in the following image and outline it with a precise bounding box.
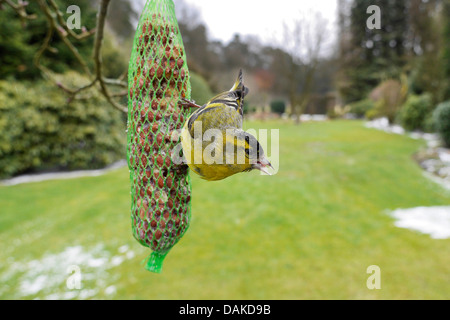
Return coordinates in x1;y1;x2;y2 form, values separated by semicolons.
127;0;192;273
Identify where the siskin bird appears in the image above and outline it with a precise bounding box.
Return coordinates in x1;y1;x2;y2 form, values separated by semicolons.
180;70;273;181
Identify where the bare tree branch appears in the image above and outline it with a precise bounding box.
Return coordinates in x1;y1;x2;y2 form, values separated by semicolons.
281;11;328;124
37;0;92;76
0;0;37;23
20;0;128;113
92;0;128;113
47;0;95;40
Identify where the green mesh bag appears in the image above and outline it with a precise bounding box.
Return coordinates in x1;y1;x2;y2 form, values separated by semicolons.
127;0;192;273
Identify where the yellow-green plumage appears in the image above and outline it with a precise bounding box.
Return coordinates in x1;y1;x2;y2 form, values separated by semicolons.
180;70;272;181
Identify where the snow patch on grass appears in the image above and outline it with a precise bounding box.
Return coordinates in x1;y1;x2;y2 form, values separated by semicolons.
366;117;450;190
389;206;450;239
2;244;135;299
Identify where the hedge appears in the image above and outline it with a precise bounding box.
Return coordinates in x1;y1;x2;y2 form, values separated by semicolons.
433;100;450;147
0;72;126;178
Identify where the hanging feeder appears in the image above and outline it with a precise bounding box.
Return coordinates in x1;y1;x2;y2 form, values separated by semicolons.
127;0;192;273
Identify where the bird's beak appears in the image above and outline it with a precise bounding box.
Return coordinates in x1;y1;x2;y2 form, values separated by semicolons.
253;158;273;176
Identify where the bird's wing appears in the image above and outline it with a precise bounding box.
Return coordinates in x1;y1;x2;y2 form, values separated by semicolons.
187;103;243;138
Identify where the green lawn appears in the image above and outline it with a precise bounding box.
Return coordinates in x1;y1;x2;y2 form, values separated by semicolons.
1;120;449;299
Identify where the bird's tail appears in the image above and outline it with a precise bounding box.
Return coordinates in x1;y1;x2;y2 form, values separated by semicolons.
230;69;249;97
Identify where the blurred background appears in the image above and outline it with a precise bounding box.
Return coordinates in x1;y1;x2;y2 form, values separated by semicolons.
0;0;449;300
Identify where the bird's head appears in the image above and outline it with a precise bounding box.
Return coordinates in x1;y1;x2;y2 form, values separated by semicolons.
241;132;273;175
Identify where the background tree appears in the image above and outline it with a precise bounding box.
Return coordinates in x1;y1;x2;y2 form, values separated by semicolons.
337;0;409;104
280;12;328;123
440;0;450;101
406;0;444;104
106;0;137;42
